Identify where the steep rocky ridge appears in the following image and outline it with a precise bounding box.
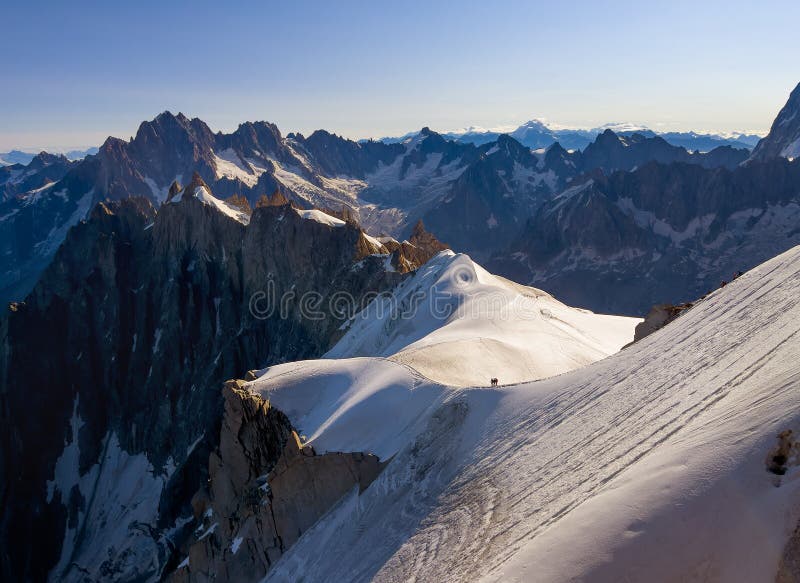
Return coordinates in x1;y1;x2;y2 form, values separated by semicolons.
749;82;800;162
0;182;409;582
580;129;747;173
166;380;384;582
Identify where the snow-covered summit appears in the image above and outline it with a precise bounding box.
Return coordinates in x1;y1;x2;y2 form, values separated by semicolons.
327;250;638;386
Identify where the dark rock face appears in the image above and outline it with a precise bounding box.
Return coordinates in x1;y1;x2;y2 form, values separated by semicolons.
0;185;406;582
629;303;694;344
294;130;403;179
0;150;83;301
491;157;800;315
749;82;800;162
419;130;746;261
167;381;384;582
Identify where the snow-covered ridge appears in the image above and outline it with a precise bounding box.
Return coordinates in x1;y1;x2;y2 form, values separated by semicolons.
249;250;639;460
294;208;345;227
169;185;250;225
253;245;800;582
327;250;638;386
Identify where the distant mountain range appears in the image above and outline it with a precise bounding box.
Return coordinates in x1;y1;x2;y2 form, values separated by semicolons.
0;147;98;166
378;119;762;152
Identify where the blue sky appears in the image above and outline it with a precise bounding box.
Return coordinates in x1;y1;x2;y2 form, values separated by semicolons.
2;0;799;150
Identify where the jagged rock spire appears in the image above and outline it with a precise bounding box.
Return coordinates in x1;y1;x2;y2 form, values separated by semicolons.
166;180;183;202
255;189;291;208
185;171;209;193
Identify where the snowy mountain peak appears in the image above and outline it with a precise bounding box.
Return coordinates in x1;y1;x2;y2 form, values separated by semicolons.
516;119;551;131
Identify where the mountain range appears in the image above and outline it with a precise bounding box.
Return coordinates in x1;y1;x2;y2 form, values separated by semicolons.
0;112;755;310
0;148;98;166
1;83;799;317
3;169;798;580
380;119;762;152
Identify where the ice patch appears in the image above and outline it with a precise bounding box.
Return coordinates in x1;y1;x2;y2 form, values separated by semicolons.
230;536;244;554
213;148;264;187
33;188;95;257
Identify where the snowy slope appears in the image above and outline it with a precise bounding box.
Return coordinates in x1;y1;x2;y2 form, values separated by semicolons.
170;185;250;225
295;208;345;227
328;250;638;386
252;245;800;583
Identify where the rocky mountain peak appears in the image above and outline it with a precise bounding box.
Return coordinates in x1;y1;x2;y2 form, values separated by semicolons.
495;134;530;158
596;128;622;144
380;220;450;273
748;81;800;161
409;219;447;249
185;171;209;193
131;112;215;158
27;151;68;170
167;180;182;200
509;119;560;149
543;141;573;164
256;189;291;208
227;121;283;155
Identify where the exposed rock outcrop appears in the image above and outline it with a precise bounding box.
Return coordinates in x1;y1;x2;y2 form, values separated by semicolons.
628;302;694;344
169;380;384;582
749;82;800;162
381;220;450;273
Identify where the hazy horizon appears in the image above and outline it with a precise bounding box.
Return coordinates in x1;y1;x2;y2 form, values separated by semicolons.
2;0;798;151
